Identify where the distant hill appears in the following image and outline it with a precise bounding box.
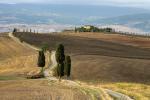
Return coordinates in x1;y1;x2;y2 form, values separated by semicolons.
0;4;149;24
0;4;150;32
91;13;150;32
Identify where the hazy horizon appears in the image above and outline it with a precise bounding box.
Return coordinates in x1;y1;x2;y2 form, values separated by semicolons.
0;0;150;9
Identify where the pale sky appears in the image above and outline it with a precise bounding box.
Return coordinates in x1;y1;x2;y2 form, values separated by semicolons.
0;0;150;8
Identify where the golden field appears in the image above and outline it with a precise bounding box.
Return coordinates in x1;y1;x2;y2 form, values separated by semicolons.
0;79;89;100
0;34;40;77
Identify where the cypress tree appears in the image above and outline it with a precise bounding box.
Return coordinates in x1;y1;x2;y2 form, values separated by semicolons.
56;44;65;64
55;44;65;80
57;63;64;78
13;28;17;33
38;50;45;74
64;56;71;79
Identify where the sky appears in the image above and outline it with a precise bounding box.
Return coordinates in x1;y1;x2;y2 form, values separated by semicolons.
0;0;150;9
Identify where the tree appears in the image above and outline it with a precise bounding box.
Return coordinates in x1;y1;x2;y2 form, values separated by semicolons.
56;44;65;64
64;55;71;79
38;50;45;74
55;44;65;80
13;28;17;33
57;63;64;80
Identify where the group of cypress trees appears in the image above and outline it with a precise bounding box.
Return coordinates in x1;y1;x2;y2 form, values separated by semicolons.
37;44;71;81
55;44;71;81
13;28;38;33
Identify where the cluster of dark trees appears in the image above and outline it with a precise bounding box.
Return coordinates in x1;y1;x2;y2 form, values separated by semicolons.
55;44;71;81
13;28;38;33
75;26;113;33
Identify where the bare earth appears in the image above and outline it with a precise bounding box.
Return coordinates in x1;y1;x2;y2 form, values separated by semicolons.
62;32;150;48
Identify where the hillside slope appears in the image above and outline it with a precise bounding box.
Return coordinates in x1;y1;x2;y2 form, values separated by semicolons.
13;32;150;83
0;33;95;100
0;33;40;76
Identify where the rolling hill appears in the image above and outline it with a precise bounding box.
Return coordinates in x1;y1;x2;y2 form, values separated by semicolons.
0;33;40;77
0;33;91;100
13;32;150;84
94;13;150;32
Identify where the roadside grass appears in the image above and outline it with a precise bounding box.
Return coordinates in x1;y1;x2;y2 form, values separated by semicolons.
79;87;113;100
75;80;150;100
47;79;112;100
79;87;100;100
78;85;113;100
101;82;150;100
75;81;113;100
0;76;25;81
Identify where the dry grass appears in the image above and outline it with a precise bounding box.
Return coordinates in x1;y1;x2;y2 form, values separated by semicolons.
101;82;150;100
0;79;89;100
0;54;40;76
0;36;35;61
0;35;40;77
